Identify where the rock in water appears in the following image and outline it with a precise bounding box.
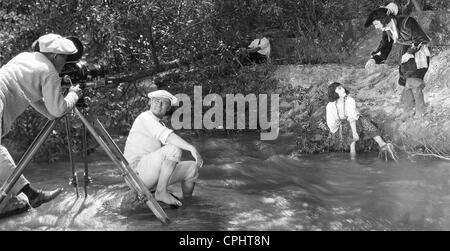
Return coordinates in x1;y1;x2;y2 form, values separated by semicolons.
0;195;30;219
119;190;149;212
103;189;180;215
102;189;149;214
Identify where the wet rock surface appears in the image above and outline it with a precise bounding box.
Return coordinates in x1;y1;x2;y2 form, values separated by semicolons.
0;195;30;219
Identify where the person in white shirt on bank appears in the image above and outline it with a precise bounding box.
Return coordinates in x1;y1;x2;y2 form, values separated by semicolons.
240;31;271;65
124;90;203;207
0;33;83;210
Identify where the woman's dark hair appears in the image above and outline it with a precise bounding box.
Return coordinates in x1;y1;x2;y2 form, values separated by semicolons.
328;82;350;102
364;8;394;28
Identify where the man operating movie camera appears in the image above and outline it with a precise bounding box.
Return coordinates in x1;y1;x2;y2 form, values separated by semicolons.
0;33;85;213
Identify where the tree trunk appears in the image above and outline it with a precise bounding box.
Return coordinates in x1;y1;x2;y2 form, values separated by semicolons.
148;11;160;70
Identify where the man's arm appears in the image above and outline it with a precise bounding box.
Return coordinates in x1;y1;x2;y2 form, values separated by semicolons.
41;73;80;117
166;133;194;151
166;133;203;168
406;18;430;54
246;39;261;53
247;46;261;53
371;31;393;64
30;100;56;120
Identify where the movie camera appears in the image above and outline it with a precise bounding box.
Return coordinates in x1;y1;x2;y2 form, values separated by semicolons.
60;61;110;88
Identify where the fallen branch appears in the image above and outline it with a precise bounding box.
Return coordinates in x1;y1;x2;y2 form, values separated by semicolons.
403;137;450;161
407;152;450;161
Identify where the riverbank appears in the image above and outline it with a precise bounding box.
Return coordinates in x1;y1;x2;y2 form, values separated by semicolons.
275;49;450;156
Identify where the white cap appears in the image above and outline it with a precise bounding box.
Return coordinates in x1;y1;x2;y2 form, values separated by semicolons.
147;90;178;106
38;34;78;55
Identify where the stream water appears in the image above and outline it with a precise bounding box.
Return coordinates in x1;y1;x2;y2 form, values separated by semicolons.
1;134;450;231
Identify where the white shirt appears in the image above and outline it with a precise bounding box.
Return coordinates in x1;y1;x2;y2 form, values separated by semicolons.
0;52;78;135
385;20;399;43
326;96;359;134
248;37;271;57
124;111;174;164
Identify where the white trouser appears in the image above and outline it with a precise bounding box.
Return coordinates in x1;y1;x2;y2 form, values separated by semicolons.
0;99;30;196
133;145;198;191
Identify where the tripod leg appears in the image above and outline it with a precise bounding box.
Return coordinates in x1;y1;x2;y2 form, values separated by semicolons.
0;119;59;207
73;108;170;225
82;124;92;197
64;116;79;198
92;118;126;162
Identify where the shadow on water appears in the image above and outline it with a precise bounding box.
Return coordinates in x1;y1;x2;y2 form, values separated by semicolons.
1;134;450;230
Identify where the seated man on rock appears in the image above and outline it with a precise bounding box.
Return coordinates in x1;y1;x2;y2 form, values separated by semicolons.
123;90;203;207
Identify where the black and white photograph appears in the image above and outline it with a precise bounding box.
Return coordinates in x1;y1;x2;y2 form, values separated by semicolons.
0;0;450;237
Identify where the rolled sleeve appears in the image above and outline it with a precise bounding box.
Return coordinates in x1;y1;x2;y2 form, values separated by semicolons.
248;39;259;49
159;128;173;144
372;32;393;64
346;97;359;122
42;73;77;117
326;103;339;134
143;114;173;144
259;38;270;50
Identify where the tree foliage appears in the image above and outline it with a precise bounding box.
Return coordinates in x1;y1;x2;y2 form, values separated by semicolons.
0;0;448;160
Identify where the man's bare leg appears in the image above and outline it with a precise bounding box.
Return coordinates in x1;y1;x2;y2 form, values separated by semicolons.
154;159;182;206
181;181;196;199
165;161;198;199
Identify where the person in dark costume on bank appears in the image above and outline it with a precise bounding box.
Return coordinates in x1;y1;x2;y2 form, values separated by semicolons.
364;2;431;119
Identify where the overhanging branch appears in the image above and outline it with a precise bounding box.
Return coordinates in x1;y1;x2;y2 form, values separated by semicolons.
109;47;222;84
110;59;182;84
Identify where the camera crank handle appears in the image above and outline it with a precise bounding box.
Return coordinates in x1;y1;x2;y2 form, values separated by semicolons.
63;75;73;86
